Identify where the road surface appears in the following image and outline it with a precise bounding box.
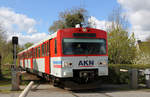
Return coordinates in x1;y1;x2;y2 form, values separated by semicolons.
0;84;150;97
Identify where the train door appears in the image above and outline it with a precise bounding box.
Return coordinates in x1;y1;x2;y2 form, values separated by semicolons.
45;40;50;74
31;48;33;69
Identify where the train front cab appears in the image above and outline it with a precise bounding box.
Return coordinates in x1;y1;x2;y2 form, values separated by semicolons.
51;28;108;83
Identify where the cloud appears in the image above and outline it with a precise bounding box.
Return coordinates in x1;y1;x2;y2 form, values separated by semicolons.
88;16;111;31
18;33;48;45
0;7;48;45
117;0;150;41
27;28;37;34
0;7;37;34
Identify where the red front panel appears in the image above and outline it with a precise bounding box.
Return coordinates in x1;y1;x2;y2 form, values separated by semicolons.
59;28;108;57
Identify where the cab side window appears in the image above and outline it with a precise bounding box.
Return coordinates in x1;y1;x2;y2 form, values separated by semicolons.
55;39;57;55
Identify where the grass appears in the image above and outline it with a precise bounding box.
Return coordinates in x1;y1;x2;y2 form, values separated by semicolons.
0;80;11;87
0;89;12;93
0;64;42;93
0;65;11;92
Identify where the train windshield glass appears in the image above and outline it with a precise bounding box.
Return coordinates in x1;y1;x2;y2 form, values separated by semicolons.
63;38;106;55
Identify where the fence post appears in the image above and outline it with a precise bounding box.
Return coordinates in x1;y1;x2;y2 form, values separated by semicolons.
144;69;150;88
129;69;138;89
146;76;150;88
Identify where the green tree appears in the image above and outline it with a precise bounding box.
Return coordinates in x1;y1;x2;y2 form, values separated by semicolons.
133;53;150;65
0;24;7;77
108;8;137;64
108;28;137;64
133;39;150;64
24;42;33;49
49;8;88;33
2;41;13;65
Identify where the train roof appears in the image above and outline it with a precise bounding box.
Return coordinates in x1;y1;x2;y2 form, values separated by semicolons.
18;27;107;55
18;31;57;55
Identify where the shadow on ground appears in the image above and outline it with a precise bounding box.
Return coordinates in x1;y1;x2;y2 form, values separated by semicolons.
71;84;150;93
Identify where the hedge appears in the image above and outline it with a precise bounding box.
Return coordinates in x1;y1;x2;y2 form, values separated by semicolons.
109;64;150;69
101;64;150;84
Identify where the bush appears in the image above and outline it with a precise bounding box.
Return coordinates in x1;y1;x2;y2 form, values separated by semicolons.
101;66;129;84
101;64;150;84
133;53;150;65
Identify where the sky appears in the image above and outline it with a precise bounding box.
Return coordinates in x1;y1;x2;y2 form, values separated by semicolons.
0;0;149;45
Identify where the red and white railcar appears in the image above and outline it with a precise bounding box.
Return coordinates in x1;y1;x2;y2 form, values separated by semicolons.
18;27;108;84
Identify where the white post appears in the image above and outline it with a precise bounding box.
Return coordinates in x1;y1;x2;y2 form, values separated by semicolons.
19;81;34;97
144;69;150;88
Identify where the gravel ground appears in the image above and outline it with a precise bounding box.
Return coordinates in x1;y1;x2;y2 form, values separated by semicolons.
1;84;150;97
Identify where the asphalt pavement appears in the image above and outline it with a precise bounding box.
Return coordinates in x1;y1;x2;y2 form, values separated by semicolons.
1;84;150;97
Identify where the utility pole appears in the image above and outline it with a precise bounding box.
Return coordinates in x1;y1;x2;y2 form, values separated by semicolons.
11;36;20;91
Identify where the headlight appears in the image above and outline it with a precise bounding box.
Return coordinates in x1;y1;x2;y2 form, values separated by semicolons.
103;62;107;65
62;61;72;68
98;61;107;66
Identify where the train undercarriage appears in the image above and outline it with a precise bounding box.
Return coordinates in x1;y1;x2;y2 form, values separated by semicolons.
21;67;102;89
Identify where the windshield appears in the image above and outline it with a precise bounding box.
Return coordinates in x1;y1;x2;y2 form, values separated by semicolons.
62;38;106;55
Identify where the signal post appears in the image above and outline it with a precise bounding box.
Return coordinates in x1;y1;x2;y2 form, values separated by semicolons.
11;36;20;91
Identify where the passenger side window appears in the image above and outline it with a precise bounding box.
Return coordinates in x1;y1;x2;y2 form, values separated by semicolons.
33;48;35;58
47;42;49;56
38;47;41;57
42;44;45;56
36;48;38;57
45;43;47;56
